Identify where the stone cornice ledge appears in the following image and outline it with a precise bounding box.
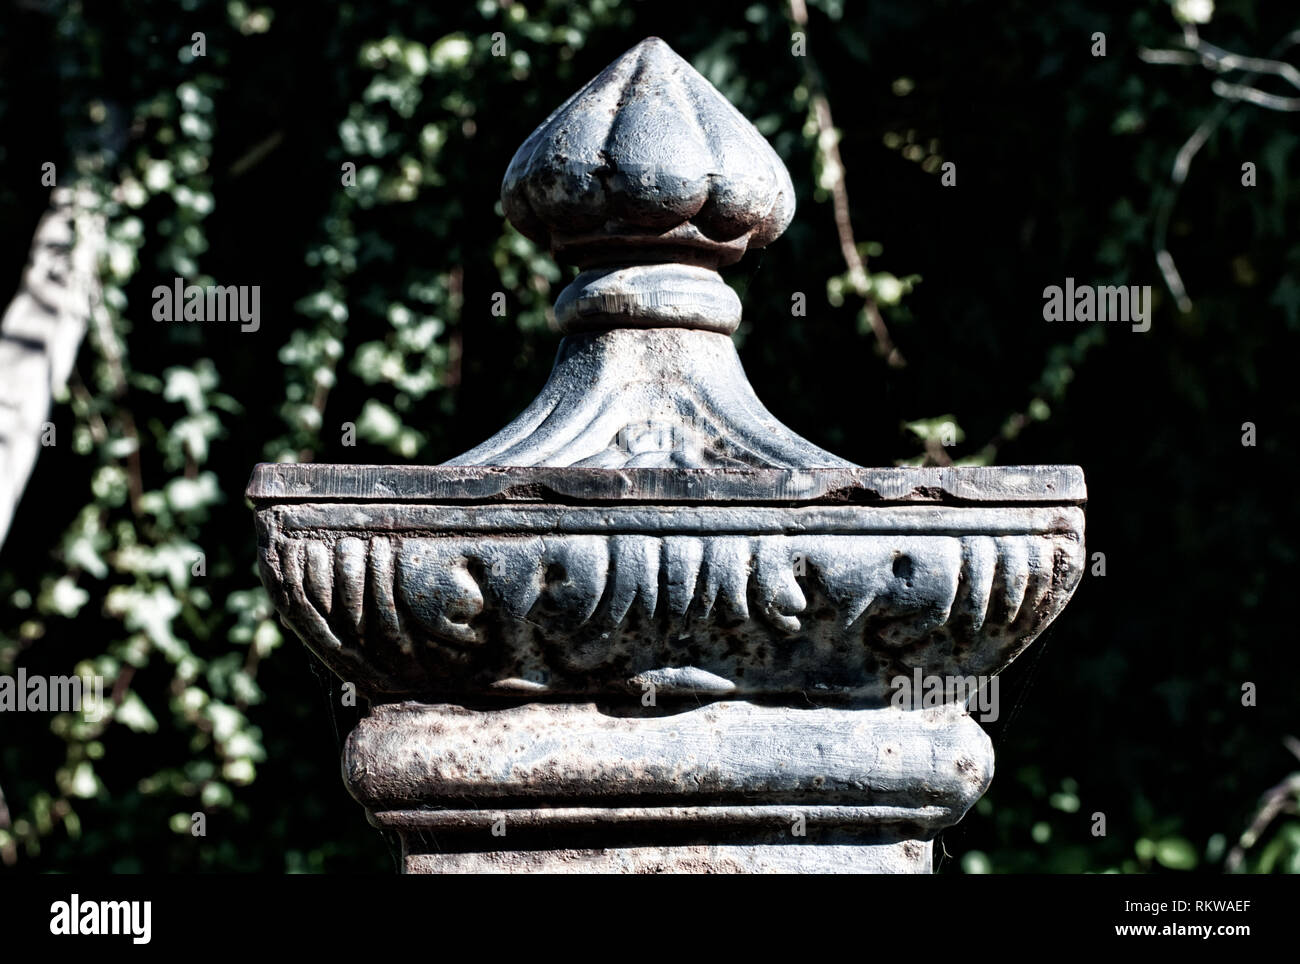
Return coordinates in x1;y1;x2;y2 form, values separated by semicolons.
247;463;1086;506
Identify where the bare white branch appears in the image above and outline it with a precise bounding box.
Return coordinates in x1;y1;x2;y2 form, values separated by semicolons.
1211;79;1300;111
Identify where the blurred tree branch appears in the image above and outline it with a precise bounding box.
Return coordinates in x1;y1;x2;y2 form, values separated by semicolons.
1141;24;1300;311
787;0;905;368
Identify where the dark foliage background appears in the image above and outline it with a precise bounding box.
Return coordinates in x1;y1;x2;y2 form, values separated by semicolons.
0;0;1296;873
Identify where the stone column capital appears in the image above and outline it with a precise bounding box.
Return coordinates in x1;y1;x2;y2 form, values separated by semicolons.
249;37;1086;873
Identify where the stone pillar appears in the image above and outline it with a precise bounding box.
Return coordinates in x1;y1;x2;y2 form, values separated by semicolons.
248;37;1086;874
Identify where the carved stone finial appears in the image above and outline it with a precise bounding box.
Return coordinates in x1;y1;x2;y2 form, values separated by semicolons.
449;38;836;469
502;36;794;336
503;37;795;265
248;37;1088;875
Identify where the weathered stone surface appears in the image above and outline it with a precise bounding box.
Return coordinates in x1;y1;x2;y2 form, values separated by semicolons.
352;701;985;874
248;36;1086;874
501;37;795;266
500;37;793;353
247;462;1086;504
254;499;1083;700
346;701;992;816
404;844;932;875
447;327;855;468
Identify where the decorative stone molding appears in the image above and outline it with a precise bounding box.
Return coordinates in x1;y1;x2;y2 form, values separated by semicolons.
251;469;1083;702
249;37;1086;873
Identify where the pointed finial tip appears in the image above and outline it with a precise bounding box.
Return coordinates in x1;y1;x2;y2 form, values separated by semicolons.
501;37;795;269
